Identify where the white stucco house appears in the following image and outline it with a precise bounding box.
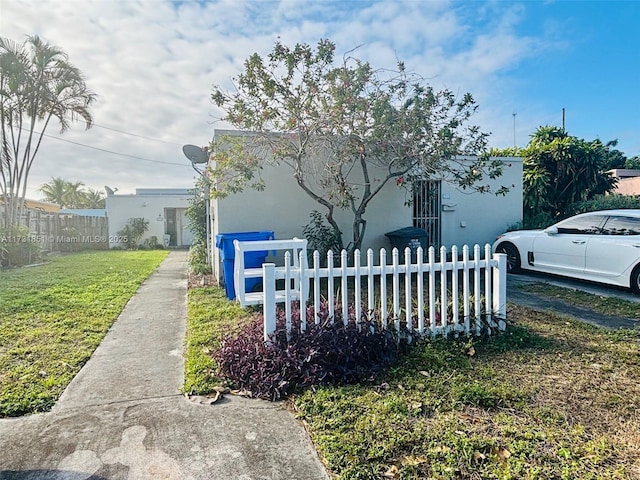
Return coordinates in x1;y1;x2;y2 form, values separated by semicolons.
106;188;194;248
209;129;523;283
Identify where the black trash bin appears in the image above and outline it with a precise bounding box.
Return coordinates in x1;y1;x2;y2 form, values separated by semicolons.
385;227;428;259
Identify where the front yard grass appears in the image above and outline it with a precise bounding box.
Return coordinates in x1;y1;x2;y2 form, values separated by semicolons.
0;250;168;417
183;287;252;395
186;286;640;479
294;305;640;479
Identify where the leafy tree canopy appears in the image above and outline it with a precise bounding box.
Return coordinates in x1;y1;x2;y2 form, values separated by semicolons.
0;35;95;227
210;39;506;253
492;126;619;226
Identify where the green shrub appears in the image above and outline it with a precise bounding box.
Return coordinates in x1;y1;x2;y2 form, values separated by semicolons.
189;242;207;264
188;242;211;274
117;217;149;249
303;210;342;265
141;235;163;250
565;194;640;216
191;262;212;275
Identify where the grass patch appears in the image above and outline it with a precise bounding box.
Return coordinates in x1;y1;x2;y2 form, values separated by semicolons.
292;306;640;479
0;250;168;417
518;282;640;320
183;287;252;395
184;286;640;478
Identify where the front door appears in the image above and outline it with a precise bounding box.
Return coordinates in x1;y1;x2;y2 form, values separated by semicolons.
165;208;177;246
178;208;194;246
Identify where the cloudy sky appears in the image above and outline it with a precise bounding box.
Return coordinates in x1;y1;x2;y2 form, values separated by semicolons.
2;0;638;200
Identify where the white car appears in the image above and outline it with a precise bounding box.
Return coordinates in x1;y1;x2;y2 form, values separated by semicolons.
492;209;640;294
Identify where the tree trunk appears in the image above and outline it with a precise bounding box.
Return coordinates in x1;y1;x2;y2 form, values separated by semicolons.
350;212;366;255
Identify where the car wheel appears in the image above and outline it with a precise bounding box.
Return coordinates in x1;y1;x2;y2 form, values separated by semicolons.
631;265;640;294
496;242;521;274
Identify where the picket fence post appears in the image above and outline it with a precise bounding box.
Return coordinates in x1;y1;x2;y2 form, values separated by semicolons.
492;253;507;330
263;263;276;342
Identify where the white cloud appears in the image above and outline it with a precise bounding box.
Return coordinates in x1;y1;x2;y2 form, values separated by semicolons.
2;0;633;201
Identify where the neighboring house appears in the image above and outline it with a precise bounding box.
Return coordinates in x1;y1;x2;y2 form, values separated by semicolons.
609;169;640;195
0;197;61;215
23;199;61;213
105;188;194;248
210;129;523;283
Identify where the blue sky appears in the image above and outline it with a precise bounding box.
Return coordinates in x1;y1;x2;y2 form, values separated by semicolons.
1;0;638;198
507;1;639;146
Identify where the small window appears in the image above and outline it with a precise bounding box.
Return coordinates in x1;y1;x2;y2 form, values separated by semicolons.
555;215;607;235
601;216;640;236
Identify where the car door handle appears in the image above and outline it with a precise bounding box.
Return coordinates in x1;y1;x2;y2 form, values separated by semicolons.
634;244;640;248
572;240;586;245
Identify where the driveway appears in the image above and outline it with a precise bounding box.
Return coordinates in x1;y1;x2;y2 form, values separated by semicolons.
506;271;640;330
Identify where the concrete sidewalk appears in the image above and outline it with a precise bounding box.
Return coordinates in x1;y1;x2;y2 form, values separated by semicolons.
0;251;329;480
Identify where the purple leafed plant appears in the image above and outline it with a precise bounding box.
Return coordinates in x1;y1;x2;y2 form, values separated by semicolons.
214;302;404;401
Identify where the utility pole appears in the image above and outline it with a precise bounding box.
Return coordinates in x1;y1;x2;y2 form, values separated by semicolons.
562;108;565;130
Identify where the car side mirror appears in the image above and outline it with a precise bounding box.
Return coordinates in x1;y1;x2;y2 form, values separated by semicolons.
544;226;558;235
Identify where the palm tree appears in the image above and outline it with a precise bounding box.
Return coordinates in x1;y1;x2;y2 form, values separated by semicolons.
39;178;87;208
529;125;567;146
62;180;86;208
0;35;95;228
39;177;69;206
81;188;105;209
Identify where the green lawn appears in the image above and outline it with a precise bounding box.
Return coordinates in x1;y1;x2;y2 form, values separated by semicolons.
5;254;638;477
186;285;640;479
0;250;168;416
184;287;252;395
293;305;640;479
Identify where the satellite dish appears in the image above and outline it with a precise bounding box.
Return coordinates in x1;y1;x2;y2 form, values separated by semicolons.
182;144;209;164
104;186;115;195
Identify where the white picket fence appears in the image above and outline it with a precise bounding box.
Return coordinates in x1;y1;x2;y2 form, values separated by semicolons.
233;239;507;341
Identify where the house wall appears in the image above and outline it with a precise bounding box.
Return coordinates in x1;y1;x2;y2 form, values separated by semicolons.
210;130;523;281
106;190;193;248
614;177;640;195
439;158;523;248
211;160;410;279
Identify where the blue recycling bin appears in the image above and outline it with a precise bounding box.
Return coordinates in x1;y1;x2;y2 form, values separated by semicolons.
215;231;275;300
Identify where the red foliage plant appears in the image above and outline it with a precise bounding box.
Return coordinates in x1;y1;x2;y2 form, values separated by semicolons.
214;302;405;400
